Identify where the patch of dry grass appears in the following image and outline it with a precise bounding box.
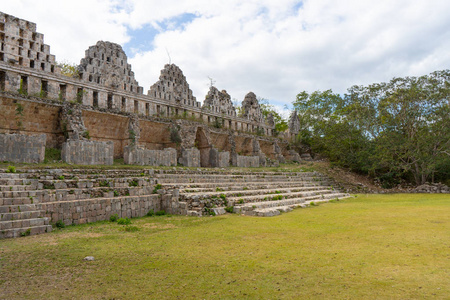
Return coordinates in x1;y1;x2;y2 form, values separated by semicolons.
0;194;449;299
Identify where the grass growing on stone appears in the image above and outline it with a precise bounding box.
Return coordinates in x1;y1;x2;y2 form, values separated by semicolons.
1;194;449;299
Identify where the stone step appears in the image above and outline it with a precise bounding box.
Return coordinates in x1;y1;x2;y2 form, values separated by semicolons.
38;194;161;225
157;176;329;184
0;173;28;179
1;210;43;221
1;186;157;204
0;204;38;213
227;189;337;204
181;186;333;201
0;225;53;239
235;193;351;216
174;180;329;191
0;197;36;206
0;184;41;192
0;217;50;230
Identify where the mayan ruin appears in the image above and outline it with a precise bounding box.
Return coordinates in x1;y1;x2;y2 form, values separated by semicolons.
1;3;449;299
0;12;352;239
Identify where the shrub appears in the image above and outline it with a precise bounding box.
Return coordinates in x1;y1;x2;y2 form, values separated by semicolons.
155;210;166;216
146;209;155;217
113;190;119;197
225;206;234;213
21;229;31;237
110;214;119;222
129;180;138;187
99;180;110;187
58;175;65;180
153;184;162;194
117;218;131;225
238;199;244;204
216;187;224;192
55;220;65;229
6;166;16;173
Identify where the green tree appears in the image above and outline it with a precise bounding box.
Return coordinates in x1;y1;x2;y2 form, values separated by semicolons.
292;70;450;187
57;61;80;78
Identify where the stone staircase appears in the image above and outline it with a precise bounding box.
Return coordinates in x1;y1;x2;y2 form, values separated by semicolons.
155;171;351;217
0;168;351;238
0;173;52;238
0;169;161;239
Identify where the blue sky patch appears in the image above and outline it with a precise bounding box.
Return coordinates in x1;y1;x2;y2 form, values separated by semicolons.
124;13;197;57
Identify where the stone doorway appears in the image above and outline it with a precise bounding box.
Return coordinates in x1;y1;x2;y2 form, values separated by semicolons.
195;127;211;167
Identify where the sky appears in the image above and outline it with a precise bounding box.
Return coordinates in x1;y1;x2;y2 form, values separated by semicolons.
2;0;450;116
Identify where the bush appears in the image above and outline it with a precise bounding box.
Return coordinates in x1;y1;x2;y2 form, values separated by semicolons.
55;220;65;229
225;206;234;213
113;190;119;197
20;229;31;237
146;209;155;217
153;184;162;194
117;218;131;225
129;180;138;187
110;214;119;222
100;180;110;187
155;210;166;216
6;166;16;173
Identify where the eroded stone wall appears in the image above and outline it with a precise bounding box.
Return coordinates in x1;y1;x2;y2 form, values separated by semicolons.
78;41;142;94
148;64;200;109
0;133;46;163
61;140;113;165
203;86;236;117
124;146;177;166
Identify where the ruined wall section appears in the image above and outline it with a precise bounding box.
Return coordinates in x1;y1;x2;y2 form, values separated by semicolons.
203;86;236;117
0;12;58;74
0;133;46;163
241;92;263;123
148;64;200;111
78;41;142;94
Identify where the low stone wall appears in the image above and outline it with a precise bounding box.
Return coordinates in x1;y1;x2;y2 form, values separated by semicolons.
233;154;260;168
179;147;200;167
124;146;177;166
40;195;161;225
209;148;230;168
0;133;46;163
61;139;114;165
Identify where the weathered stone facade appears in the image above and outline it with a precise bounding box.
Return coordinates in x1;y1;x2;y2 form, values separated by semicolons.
0;133;46;163
61;140;114;165
0;12;298;167
79;41;142;94
149;64;200;111
124;145;177;166
242;92;263;123
0;12;57;75
203;86;236;117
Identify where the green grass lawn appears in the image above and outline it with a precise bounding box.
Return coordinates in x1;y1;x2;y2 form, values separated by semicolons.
1;194;449;299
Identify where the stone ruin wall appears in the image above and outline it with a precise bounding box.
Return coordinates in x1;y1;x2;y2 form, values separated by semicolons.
0;12;306;167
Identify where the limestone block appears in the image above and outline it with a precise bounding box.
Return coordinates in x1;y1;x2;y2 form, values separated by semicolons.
179;147;200;167
0;133;46;163
61;140;113;165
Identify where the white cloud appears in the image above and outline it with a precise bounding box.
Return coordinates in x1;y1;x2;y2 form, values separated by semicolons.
2;0;450;111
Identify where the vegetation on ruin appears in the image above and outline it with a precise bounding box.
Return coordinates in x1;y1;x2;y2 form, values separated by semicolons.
57;61;80;78
259;98;289;133
292;70;450;187
0;194;448;299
